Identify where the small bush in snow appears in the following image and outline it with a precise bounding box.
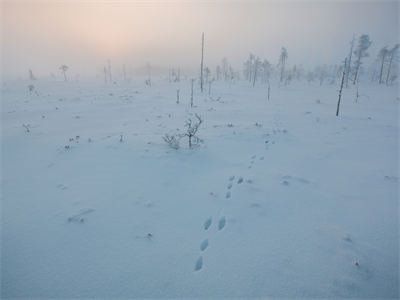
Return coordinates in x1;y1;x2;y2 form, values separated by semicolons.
162;134;180;149
22;124;30;132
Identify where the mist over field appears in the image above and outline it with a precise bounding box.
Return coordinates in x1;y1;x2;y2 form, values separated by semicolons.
2;0;399;78
1;1;399;299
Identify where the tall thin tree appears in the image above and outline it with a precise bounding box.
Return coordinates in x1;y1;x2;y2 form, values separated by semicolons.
352;34;372;85
345;34;355;88
386;44;399;85
336;58;347;116
378;47;388;84
200;32;205;93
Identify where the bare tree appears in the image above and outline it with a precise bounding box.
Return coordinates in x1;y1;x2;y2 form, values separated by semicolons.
262;59;272;84
253;56;260;86
176;88;180;104
163;134;180;150
345;34;355;88
183;114;203;148
377;47;389;84
386;44;400;85
336;58;347;116
146;63;152;87
123;64;127;81
59;65;69;81
103;66;108;83
107;59;112;83
29;69;36;80
279;47;288;83
200;32;205;92
190;79;194;107
352;34;372;85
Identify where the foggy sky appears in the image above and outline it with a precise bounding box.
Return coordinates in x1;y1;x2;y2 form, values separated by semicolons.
2;0;399;79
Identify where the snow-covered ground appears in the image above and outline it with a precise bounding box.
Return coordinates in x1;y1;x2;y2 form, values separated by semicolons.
1;78;399;298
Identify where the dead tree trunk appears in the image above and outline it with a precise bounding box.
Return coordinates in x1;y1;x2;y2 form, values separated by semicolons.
200;33;205;93
386;50;396;85
190;79;194;107
345;34;355;88
379;51;387;84
336;58;347;117
176;88;180;104
123;64;126;81
107;59;112;83
253;58;259;87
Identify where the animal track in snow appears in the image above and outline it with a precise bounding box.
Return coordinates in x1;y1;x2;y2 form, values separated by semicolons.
204;217;212;230
227;183;233;189
282;175;310;184
67;208;95;223
225;191;231;199
229;176;235;181
194;256;203;271
57;184;68;190
218;216;226;231
200;239;209;251
237;177;244;184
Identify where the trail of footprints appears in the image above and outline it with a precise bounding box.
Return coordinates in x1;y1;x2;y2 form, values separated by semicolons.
194;215;226;271
194;127;293;272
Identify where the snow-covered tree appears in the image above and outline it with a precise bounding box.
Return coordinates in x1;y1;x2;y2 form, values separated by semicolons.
278;47;288;83
59;65;69;81
377;46;389;84
386;44;400;85
352;34;372;84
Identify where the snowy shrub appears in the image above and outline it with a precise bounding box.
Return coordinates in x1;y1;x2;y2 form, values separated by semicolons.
22;124;30;132
183;114;203;148
162;134;180;149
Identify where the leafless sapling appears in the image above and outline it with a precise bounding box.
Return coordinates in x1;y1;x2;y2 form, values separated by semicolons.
176;88;180;104
183;114;203;148
162;134;180;150
22;124;30;132
336;58;347;117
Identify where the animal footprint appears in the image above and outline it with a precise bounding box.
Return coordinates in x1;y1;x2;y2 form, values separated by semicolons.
225;191;231;199
200;239;209;251
259;156;264;160
227;183;232;189
237;177;243;184
194;256;203;271
229;176;235;181
57;184;68;190
218;216;226;231
204;217;212;230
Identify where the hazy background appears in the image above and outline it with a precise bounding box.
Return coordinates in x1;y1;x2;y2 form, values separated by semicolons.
1;0;399;79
